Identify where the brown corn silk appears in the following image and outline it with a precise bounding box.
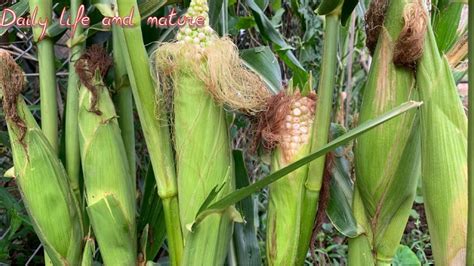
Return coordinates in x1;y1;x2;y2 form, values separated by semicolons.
349;0;423;264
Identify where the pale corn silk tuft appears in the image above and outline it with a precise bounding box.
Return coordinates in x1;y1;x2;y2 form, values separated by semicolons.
152;0;271;114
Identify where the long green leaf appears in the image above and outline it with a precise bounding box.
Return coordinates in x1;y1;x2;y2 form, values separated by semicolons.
192;101;422;223
232;150;261;266
327;147;358;238
316;0;343;15
341;0;359;25
245;0;308;86
432;2;464;53
240;46;282;94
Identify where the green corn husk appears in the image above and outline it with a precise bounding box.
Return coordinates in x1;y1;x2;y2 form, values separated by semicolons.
77;57;137;265
416;9;468;265
265;90;316;265
174;70;235;265
348;0;421;264
0;51;84;265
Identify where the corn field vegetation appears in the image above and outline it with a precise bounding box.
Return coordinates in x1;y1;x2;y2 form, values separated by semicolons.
0;0;471;265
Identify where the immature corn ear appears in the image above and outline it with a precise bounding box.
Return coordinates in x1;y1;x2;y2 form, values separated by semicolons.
0;50;84;265
259;91;317;265
349;0;421;264
416;5;468;264
76;46;137;265
153;0;267;263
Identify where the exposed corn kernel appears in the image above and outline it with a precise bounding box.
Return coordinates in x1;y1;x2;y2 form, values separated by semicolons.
280;93;316;162
177;0;216;48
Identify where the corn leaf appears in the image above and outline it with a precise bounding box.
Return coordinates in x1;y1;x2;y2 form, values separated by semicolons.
232;150;261;266
240;46;282;94
432;2;464;53
327;148;358;238
341;0;359;25
317;0;343;15
192;101;422;224
245;0;308;86
138;164;166;261
81;237;95;266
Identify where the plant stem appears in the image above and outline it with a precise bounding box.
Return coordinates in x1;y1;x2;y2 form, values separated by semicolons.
29;0;58;153
65;0;84;205
115;1;184;264
467;0;474;263
28;1;58;263
112;26;136;183
297;13;339;264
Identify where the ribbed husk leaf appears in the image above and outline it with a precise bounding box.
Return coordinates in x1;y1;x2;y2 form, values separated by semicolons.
173;70;235;265
416;20;468;265
266;146;311;265
6;98;84;265
349;0;420;264
78;75;137;265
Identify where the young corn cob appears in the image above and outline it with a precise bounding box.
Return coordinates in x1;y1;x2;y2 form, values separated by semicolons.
0;50;84;265
348;0;422;265
416;3;468;264
153;0;268;263
260;89;316;265
76;46;137;265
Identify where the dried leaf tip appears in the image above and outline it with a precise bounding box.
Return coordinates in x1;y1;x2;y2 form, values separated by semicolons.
75;45;112;115
0;49;27;141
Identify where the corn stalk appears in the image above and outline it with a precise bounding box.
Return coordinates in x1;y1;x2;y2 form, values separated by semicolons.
112;25;136;185
65;0;85;205
298;9;339;263
114;1;184;264
28;0;58;152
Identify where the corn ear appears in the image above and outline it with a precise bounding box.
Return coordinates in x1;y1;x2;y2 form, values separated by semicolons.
349;0;421;264
151;0;265;262
173;71;235;265
78;70;137;265
0;51;84;265
416;11;468;265
266;92;316;265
